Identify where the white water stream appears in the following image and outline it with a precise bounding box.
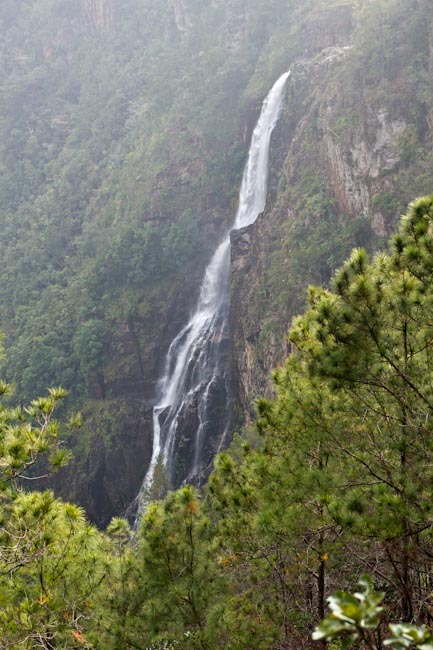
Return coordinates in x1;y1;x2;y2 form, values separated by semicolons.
138;70;290;504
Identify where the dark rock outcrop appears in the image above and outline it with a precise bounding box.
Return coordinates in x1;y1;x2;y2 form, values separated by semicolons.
48;399;152;528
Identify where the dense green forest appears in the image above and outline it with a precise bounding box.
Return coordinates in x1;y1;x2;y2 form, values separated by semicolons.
4;0;433;647
0;0;299;400
4;197;433;648
0;0;320;519
2;0;433;522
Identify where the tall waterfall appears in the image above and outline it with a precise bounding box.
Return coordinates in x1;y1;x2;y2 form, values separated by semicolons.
139;70;290;500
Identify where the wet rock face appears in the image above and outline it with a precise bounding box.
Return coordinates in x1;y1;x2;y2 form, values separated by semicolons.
169;370;231;488
230;218;290;425
83;409;152;526
231;227;252;274
46;265;204;527
48;400;152;528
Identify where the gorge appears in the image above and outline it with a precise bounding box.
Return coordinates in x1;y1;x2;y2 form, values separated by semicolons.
1;0;433;529
138;71;290;502
3;2;433;647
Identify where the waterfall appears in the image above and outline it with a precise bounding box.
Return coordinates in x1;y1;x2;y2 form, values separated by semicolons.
138;70;290;504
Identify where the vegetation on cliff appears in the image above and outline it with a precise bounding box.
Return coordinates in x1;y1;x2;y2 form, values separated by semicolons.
0;0;308;518
230;0;433;425
3;1;433;645
4;197;433;648
1;0;433;521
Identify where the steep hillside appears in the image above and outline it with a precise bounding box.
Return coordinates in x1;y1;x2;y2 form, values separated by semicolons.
0;0;300;523
231;0;433;423
1;0;433;524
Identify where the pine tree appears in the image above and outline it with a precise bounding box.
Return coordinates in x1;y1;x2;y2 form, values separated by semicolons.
0;377;111;648
269;196;433;623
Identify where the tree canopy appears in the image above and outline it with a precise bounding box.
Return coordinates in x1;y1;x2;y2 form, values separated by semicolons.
4;197;433;648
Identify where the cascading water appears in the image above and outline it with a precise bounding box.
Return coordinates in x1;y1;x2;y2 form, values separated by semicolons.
138;70;290;504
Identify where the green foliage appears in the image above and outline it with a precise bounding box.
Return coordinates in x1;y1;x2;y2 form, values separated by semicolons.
72;319;109;376
174;195;433;648
313;576;385;647
386;624;433;650
372;193;404;220
3;0;433;644
101;485;221;650
0;0;298;406
0;493;108;649
146;453;171;501
0;378;113;648
7;195;433;649
314;577;433;650
0;384;69;487
2;0;433;525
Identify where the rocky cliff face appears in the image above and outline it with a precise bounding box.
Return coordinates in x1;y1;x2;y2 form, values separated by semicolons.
72;1;433;521
7;0;432;527
322;96;407;237
50;264;206;526
51;400;152;527
230;2;433;425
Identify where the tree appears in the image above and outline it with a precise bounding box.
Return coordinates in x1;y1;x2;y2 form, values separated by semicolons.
193;196;433;647
106;485;221;650
258;195;433;624
0;378;110;648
